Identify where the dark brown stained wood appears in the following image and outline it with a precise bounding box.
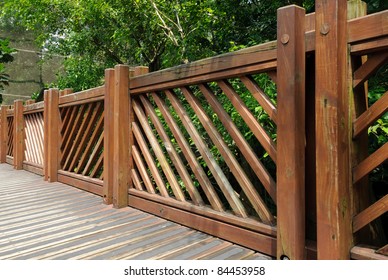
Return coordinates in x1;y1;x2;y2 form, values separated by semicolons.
112;65;130;208
132;122;169;197
353;142;388;184
376;244;388;256
128;194;276;257
59;86;104;107
351;245;388;260
198;83;277;202
23;101;44;113
129;67;149;191
240;75;278;124
139;95;204;206
6;116;14;157
14;100;24;170
353;91;388;138
103;68;114;205
353;194;388;233
129;189;276;237
130;160;146;192
47;89;60;182
78;106;104;175
0;106;7;163
132;144;158;194
184;84;274;224
348;10;388;44
84;133;104;177
353;52;388;90
315;0;352;259
152;93;224;212
57;171;103;196
22;162;44;176
130;42;277;94
60;106;74;136
61;105;88;168
351;37;388;55
133;99;186;202
305;12;315;32
217;80;277;163
43;90;49;180
165;89;247;218
70;102;104;173
62;104;90;170
277;5;306;260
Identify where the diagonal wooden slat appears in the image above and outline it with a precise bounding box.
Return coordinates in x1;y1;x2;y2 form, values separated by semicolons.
217;80;277;163
353;194;388;233
132;145;156;194
131;168;145;191
60;106;77;149
133;99;186;202
353;91;388;138
71;102;104;173
132;122;169;197
61;105;88;167
152;93;224;212
240;75;278;124
182;86;274;223
80;111;104;175
139;95;204;206
68;104;97;172
353;141;388;184
7;117;14;157
353;52;388;90
83;132;104;177
198;83;277;202
165;89;247;218
89;145;104;178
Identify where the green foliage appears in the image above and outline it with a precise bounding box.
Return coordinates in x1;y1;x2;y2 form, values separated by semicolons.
0;38;16;103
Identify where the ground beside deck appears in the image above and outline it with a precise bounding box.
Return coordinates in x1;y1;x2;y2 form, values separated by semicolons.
0;164;271;260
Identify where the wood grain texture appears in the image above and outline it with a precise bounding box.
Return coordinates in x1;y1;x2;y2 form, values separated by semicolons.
276;5;306;260
13;100;24;170
315;0;352;259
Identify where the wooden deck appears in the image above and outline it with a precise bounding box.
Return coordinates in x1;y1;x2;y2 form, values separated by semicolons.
0;164;271;260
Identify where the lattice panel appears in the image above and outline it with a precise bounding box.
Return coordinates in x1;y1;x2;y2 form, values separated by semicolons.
131;74;278;225
24;112;44;166
60;101;104;179
352;57;388;234
6;116;13;157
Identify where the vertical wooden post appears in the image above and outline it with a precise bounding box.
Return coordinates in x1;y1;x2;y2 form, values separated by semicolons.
103;68;115;205
14;100;24;170
43;90;49;180
112;65;130;208
0;105;7;163
46;89;60;182
277;5;306;260
315;0;352;259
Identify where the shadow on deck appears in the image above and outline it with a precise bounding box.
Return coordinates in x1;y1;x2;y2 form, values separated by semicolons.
0;164;272;260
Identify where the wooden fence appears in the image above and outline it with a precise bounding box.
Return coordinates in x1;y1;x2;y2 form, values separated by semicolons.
0;0;387;260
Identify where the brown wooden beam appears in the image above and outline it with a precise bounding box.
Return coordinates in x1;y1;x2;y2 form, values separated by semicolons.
315;0;352;259
13;100;24;170
277;4;306;260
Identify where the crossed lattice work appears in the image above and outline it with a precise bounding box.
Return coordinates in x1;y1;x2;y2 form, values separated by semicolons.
60;101;104;179
6;116;13;157
24;112;44;166
131;74;278;225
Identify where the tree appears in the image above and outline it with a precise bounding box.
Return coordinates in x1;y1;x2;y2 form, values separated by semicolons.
0;38;15;103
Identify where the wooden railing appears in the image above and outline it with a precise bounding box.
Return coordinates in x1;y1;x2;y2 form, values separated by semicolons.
0;1;386;260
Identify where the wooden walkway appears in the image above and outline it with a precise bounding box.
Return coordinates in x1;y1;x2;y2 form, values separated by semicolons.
0;164;271;260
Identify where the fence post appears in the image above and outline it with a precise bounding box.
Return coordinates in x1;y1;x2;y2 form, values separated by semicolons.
46;89;60;182
112;65;130;208
315;0;352;259
276;5;306;260
0;105;7;163
103;68;115;205
43;90;49;180
13;100;24;170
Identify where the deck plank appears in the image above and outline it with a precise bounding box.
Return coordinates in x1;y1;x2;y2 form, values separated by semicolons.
0;163;272;260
